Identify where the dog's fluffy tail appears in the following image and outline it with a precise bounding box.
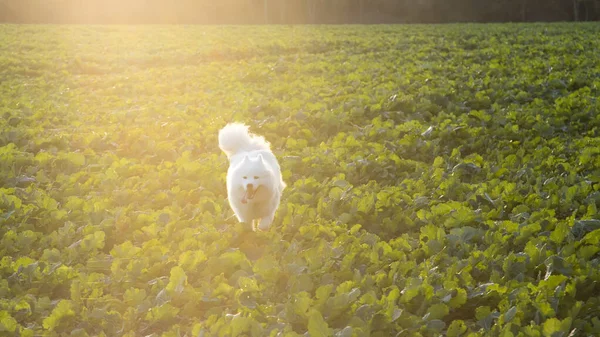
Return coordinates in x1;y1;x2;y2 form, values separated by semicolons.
218;123;271;158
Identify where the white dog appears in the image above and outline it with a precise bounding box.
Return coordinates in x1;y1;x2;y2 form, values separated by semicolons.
218;123;286;231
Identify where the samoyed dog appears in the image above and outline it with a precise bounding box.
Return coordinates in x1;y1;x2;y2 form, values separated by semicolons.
218;123;286;231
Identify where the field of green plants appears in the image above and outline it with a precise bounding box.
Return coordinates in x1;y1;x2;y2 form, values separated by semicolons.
1;23;600;336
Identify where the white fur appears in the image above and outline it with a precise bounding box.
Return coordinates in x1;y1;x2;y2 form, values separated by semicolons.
218;123;286;231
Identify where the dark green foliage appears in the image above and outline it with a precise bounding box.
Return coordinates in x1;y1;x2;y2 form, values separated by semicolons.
1;24;600;337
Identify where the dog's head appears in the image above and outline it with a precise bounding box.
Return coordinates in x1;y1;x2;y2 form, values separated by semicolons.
234;154;274;204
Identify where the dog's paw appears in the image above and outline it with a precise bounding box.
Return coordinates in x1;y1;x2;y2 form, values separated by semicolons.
257;218;273;231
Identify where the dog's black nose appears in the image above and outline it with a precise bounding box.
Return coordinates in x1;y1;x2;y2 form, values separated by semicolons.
247;183;254;190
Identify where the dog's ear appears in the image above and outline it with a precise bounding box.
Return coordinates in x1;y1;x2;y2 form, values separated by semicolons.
242;155;250;163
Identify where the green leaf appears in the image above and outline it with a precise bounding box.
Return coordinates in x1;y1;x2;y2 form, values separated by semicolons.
540;275;568;290
123;288;147;306
550;221;569;244
14;299;32;314
252;254;279;282
504;306;517;323
145;303;179;322
499;328;515;337
449;288;467;308
426;319;446;331
315;284;334;307
426;303;449;320
447;320;467;337
578;245;600;259
535;300;556;318
336;326;353;337
166;266;187;295
237;276;259;293
308;309;332;337
231;314;252;337
400;278;422;303
238;292;256;309
80;231;105;251
544;256;573;277
0;311;18;332
582;229;600;245
70;327;91;337
158;212;170;225
571;219;600;239
292;292;312;317
542;318;563;337
42;300;76;331
67;152;86;166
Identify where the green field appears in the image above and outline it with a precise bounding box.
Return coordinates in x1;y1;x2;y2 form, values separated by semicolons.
1;23;600;336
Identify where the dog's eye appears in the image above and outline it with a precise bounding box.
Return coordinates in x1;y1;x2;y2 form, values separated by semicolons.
243;176;247;179
253;176;259;179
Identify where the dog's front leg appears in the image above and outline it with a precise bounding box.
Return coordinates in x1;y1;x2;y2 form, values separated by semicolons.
257;213;274;231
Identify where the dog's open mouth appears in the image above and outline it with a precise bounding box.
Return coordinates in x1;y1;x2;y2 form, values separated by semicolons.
241;185;259;204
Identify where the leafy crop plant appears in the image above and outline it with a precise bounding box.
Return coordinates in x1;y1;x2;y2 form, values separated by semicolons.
1;23;600;336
